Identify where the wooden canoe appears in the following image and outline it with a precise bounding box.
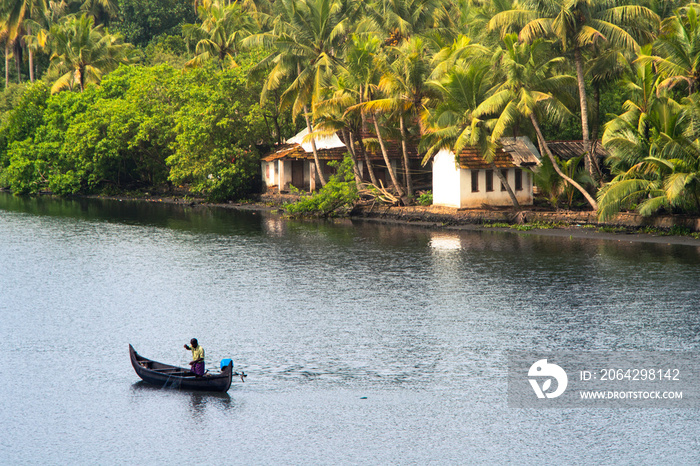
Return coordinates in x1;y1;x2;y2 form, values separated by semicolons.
129;344;233;392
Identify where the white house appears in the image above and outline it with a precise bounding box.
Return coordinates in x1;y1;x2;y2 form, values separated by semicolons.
261;128;422;193
432;136;541;208
261;128;347;192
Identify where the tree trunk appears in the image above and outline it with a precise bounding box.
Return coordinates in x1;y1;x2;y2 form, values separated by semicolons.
491;161;520;210
590;84;603;181
4;44;9;88
372;113;404;198
530;113;598;210
399;113;413;199
355;128;379;186
574;48;594;178
13;39;22;84
27;25;34;83
303;105;327;187
297;61;326;187
342;129;363;185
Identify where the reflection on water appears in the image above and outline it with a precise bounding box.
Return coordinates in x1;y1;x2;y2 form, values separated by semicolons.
130;381;235;421
1;192;700;464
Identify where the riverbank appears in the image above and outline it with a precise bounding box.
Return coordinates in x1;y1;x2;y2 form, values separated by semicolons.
81;190;700;247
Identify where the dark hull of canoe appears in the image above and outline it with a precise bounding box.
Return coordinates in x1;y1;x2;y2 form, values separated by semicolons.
129;344;233;392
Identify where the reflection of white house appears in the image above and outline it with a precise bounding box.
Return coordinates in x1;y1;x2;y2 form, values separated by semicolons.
432;137;541;208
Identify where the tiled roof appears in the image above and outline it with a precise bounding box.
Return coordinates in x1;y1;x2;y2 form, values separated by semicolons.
546;140;608;160
458;137;541;169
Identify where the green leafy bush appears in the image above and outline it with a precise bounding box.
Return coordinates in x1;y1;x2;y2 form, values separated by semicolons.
284;156;358;217
0;54;275;200
417;191;433;206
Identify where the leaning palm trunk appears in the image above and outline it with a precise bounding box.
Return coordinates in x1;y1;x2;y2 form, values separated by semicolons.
372;113;404;197
303;105;327;187
530;113;598;210
342;129;363;185
491;160;520;209
354;128;380;186
399;114;413;198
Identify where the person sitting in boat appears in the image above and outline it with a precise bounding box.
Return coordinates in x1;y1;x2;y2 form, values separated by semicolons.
184;338;205;377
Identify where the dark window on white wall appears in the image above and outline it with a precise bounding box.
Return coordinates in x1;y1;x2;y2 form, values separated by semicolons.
515;168;523;191
471;170;479;192
485;170;494;192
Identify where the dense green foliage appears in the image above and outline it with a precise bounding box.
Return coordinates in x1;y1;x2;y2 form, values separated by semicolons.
0;57;273;199
113;0;196;47
284;156;359;217
1;0;700;216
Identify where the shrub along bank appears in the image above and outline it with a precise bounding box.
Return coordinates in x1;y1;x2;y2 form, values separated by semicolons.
0;55;285;201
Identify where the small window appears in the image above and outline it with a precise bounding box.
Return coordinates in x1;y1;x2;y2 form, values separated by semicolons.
500;169;508;191
515;168;523;191
485;170;493;192
471;170;479;192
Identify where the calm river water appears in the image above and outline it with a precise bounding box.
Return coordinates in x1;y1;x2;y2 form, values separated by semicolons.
1;193;699;465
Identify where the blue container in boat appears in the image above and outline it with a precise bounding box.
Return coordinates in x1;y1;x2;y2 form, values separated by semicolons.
220;358;233;370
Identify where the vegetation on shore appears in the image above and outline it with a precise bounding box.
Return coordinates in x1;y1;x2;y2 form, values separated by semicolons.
1;0;700;222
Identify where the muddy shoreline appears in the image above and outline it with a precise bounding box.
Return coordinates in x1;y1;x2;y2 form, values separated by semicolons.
78;191;700;247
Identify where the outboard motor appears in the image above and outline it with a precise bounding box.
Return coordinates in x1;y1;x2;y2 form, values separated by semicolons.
220;358;233;370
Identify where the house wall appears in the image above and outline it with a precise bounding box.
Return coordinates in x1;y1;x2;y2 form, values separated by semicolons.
278;160;292;192
432;149;462;208
261;161;278;190
432;149;534;208
462;169;532;207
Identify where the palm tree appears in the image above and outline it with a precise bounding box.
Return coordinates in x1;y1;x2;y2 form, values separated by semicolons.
183;0;256;69
598;94;700;220
600;54;700;220
637;4;700;96
24;1;69;75
79;0;118;22
362;0;448;45
246;0;358;187
46;13;131;93
489;0;659;180
601;45;661;174
5;0;47;83
422;42;528;208
475;34;598;209
340;33;383;187
1;17;10;87
367;36;436;197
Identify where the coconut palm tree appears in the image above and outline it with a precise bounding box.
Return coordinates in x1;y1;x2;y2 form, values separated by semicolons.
46;13;131;93
362;0;449;45
365;36;436;197
338;33;383;187
1;17;10;87
601;45;661;174
598;94;700;220
246;0;359;187
183;0;256;69
637;4;700;96
489;0;659;180
5;0;47;83
475;34;598;209
600;51;700;220
422;43;529;208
